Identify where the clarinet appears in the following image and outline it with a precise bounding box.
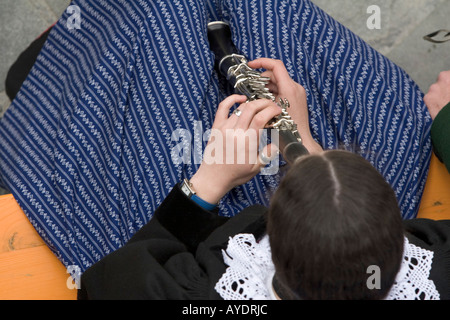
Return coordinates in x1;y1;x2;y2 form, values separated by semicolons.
207;21;309;165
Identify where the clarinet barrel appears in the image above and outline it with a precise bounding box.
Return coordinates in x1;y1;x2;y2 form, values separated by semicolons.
207;21;309;164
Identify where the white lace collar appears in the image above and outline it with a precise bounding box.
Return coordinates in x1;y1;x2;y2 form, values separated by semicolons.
215;234;440;300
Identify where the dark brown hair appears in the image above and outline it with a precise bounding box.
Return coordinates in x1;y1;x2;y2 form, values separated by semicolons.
267;150;404;300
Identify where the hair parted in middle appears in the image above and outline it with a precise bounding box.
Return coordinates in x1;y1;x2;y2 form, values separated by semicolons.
267;150;405;300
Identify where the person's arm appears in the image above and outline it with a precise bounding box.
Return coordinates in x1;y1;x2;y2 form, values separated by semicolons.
155;59;325;246
133;94;282;250
424;71;450;172
78;183;228;299
131;183;228;253
79;95;282;299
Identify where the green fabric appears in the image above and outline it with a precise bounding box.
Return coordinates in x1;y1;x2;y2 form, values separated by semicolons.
431;102;450;173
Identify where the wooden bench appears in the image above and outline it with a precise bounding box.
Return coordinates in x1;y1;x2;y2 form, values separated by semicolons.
0;153;449;300
0;195;77;300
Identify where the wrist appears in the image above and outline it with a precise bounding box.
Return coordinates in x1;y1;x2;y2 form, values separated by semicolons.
304;140;323;155
180;178;218;211
300;132;323;155
189;169;230;205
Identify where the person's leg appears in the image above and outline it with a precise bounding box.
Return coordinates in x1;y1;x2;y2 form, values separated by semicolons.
218;0;432;219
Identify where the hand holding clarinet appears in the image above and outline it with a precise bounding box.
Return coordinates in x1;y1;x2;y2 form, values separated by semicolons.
207;22;322;164
248;58;323;157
